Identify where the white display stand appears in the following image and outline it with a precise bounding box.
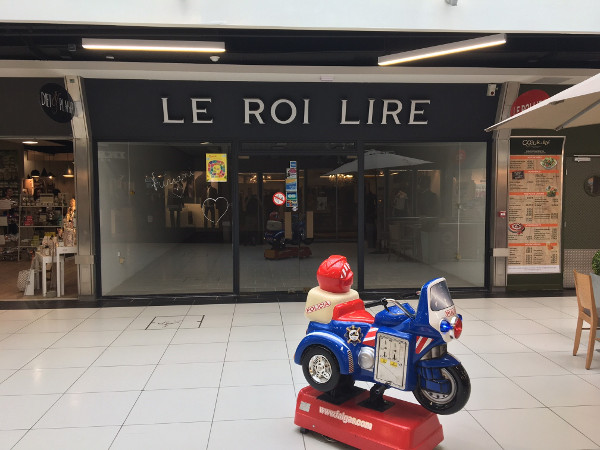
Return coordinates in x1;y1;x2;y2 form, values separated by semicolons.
34;245;77;297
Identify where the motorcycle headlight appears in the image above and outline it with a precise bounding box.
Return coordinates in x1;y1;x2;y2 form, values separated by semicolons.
440;319;452;333
451;315;463;339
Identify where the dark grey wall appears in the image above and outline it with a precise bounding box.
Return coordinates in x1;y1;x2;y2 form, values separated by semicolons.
563;157;600;248
0;78;72;137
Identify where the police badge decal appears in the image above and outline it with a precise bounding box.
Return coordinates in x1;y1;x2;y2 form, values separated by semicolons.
345;325;362;345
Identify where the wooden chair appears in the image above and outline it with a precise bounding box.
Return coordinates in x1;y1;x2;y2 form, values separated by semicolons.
573;270;600;369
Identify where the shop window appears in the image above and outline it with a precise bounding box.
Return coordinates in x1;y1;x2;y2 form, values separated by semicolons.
98;142;232;296
364;142;487;289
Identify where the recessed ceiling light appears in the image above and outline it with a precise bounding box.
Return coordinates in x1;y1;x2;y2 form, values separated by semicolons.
82;38;225;53
378;34;506;66
22;140;38;145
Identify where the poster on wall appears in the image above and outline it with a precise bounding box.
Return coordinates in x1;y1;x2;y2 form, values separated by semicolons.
507;136;565;274
206;154;227;182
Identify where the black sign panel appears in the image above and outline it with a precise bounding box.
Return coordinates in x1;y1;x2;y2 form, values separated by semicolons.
40;83;75;123
0;79;72;137
85;79;498;142
509;136;566;155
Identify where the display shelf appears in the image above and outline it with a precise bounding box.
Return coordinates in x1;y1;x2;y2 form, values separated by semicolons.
17;192;67;261
0;188;19;261
20;205;63;208
20;225;63;228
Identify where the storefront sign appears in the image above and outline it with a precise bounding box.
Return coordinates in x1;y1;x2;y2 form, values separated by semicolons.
86;80;497;142
507;137;565;274
510;89;550;117
206;153;227;182
161;96;430;126
39;83;75;123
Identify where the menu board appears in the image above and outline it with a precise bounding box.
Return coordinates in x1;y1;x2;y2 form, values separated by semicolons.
507;137;565;274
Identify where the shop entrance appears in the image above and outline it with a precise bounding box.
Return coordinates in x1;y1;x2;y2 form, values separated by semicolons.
238;144;357;293
0;139;77;300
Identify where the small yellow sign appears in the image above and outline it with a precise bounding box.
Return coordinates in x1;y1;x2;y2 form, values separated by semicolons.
206;153;227;182
390;361;398;367
380;358;388;364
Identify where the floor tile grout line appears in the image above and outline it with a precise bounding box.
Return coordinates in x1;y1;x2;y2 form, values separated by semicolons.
280;300;320;450
465;409;505;450
2;312;95;448
466;310;600;412
204;304;235;450
546;406;600;448
12;307;147;449
107;303;193;449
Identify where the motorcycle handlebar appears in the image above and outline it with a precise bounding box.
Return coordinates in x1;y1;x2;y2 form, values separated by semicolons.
363;298;388;309
363;297;417;318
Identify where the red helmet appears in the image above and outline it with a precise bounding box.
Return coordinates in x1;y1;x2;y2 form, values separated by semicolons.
269;211;279;220
316;255;354;293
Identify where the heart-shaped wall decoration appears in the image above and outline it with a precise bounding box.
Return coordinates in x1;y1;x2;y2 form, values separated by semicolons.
203;197;230;224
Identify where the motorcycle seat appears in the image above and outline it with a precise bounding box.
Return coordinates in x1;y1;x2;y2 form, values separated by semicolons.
332;299;375;324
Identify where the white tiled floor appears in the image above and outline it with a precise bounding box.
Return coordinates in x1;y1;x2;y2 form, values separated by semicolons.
1;295;600;449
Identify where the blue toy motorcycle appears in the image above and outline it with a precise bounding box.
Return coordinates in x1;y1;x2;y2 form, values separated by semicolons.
264;213;312;249
294;277;470;415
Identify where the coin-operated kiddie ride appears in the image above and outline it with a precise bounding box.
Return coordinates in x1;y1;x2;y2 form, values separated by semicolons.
293;255;470;450
263;211;311;260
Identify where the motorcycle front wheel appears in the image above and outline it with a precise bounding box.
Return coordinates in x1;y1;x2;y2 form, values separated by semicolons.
413;364;470;415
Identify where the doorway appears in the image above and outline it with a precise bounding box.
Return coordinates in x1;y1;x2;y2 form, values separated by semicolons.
563;155;600;287
238;143;357;293
0;139;77;300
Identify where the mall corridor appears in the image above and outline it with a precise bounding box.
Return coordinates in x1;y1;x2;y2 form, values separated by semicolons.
0;295;599;449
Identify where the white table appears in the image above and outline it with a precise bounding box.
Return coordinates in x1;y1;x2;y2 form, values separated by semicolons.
34;246;77;297
55;246;77;297
34;252;53;297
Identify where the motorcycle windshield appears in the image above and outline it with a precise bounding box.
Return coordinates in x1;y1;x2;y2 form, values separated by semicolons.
429;279;454;311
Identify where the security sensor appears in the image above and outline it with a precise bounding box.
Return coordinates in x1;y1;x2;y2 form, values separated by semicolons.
487;84;497;96
210;55;220;62
575;156;591;162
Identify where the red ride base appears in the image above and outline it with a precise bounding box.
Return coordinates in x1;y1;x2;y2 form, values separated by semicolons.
294;386;443;450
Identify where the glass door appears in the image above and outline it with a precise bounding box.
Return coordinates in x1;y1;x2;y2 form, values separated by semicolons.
238;143;357;293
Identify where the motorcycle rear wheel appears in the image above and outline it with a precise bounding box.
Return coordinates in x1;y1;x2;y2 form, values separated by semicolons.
301;346;341;392
413;364;470;415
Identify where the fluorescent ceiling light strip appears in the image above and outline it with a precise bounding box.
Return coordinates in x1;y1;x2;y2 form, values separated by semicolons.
378;33;506;66
82;38;225;53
